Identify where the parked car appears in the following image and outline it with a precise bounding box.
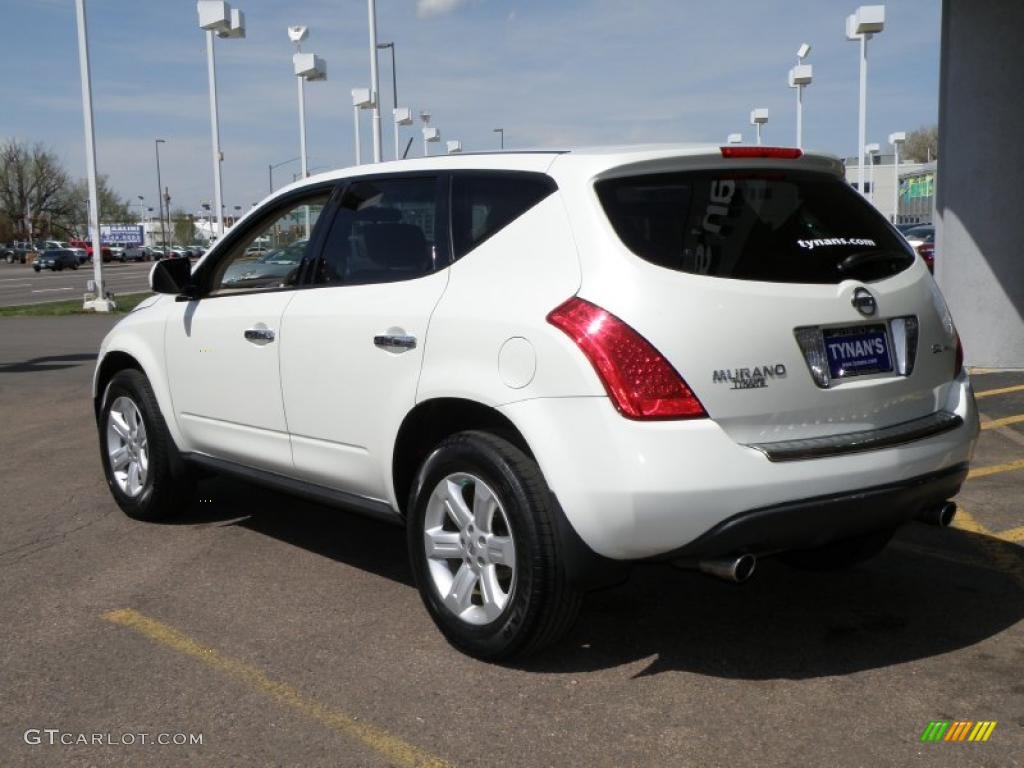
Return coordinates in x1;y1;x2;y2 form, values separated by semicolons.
69;239;113;263
188;244;208;259
2;243;27;263
220;240;307;289
901;225;936;273
119;244;151;262
93;145;978;660
70;247;89;265
34;249;79;271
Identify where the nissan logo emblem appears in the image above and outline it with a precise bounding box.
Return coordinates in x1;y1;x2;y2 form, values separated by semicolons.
852;287;877;316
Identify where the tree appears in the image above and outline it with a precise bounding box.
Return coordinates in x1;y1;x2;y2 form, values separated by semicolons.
170;208;195;244
903;125;938;163
0;138;131;241
0;139;74;240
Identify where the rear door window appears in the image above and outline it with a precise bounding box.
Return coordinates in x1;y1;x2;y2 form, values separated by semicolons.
317;176;442;285
451;172;557;260
596;170;915;284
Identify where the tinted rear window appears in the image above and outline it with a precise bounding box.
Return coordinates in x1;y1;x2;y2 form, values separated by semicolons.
596;170;914;284
451;172;556;260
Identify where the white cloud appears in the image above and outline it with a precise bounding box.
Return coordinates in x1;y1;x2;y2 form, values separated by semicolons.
416;0;469;18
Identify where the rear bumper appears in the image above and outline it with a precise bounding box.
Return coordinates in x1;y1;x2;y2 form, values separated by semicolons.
656;462;967;560
499;372;978;561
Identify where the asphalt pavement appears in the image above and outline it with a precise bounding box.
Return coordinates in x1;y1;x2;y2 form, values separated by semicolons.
0;315;1022;767
0;262;153;307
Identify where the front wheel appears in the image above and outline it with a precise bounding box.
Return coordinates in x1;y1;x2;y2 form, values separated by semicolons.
407;431;582;660
99;369;194;521
71;262;78;270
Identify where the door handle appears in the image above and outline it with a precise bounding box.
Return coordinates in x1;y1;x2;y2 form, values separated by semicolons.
244;327;276;343
374;334;417;351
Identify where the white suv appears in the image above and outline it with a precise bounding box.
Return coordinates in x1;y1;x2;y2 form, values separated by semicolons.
94;145;978;659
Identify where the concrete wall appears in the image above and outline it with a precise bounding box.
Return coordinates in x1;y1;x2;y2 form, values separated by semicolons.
936;0;1024;368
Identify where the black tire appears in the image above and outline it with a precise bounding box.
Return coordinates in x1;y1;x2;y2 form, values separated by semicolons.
98;369;194;521
781;528;895;572
407;431;582;660
71;262;78;270
33;265;40;272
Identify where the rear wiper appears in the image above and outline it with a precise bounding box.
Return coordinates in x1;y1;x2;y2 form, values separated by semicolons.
837;249;914;276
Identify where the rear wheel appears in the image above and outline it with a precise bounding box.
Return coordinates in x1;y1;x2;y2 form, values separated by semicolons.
407;431;582;660
781;528;895;571
99;369;194;521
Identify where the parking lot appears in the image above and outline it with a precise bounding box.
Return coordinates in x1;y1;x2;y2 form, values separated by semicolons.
0;262;152;308
0;315;1021;767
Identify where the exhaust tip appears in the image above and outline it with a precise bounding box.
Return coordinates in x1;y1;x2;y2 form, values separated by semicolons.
918;501;957;527
733;553;756;582
696;553;757;583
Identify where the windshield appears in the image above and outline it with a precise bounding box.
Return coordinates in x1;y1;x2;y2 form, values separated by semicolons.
596;170;916;284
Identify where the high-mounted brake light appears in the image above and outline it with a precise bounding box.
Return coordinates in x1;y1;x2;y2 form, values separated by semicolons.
547;297;707;420
720;146;803;159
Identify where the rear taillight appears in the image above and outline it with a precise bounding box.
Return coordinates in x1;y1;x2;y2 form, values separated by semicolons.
720;146;803;159
917;243;935;273
547;297;707;420
954;331;964;376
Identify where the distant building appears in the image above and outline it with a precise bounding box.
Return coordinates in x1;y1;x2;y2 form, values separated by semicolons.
843;154;934;224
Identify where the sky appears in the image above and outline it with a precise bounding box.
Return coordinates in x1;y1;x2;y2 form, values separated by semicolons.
0;0;941;217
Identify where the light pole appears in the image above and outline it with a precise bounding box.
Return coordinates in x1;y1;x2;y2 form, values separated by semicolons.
268;156;300;194
446;140;462;154
727;133;743;144
377;41;400;159
889;131;905;224
197;1;246;239
866;142;880;204
394;107;413;159
154;139;168;249
366;0;383;163
289;26;327;182
750;109;768;145
493;127;504;150
420;111;440;156
74;0;112;311
352;88;374;165
846;5;885;198
789;43;813;149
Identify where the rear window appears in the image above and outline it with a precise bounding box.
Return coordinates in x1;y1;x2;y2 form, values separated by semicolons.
451;172;556;260
596;170;915;284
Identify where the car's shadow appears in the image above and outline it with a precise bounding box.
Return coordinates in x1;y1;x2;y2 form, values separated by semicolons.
176;474;1024;679
0;353;98;374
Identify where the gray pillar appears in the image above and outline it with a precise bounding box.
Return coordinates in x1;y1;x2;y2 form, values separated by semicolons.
936;0;1024;367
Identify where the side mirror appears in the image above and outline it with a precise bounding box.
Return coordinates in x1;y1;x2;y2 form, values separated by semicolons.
149;257;194;296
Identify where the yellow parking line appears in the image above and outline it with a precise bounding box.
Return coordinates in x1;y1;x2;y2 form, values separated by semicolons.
981;414;1024;430
996;525;1024;543
952;506;987;534
975;383;1024;399
103;609;452;768
967;459;1024;480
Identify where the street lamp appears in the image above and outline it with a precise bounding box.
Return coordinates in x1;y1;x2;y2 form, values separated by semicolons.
154;139;168;249
789;43;813;149
420;111;440;156
268;157;300;194
376;41;400;159
74;0;112;311
197;0;246;238
446;140;462;154
889;131;906;223
866;142;880;204
393;107;413;159
846;4;885;198
366;0;383;162
727;133;743;144
493;127;504;150
352;88;374;165
289;25;327;183
750;108;769;145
